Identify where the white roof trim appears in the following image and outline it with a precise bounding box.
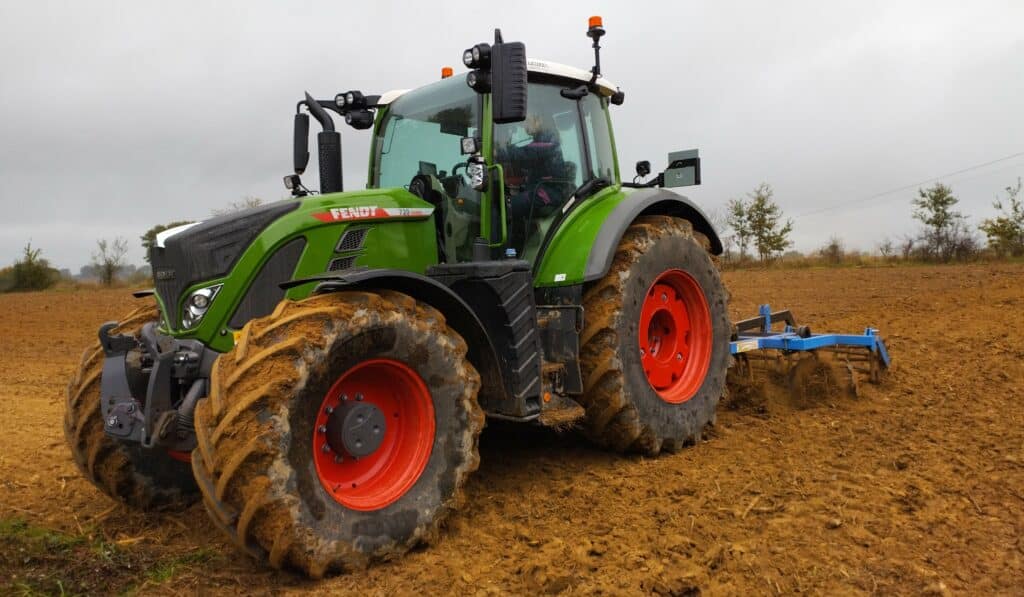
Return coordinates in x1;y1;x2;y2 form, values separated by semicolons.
377;88;411;105
155;221;202;248
376;59;618;106
526;59;618;95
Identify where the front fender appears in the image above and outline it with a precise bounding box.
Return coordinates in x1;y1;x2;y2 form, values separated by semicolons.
283;269;510;417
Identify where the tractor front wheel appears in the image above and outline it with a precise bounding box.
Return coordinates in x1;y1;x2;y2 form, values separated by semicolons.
192;290;483;577
579;216;731;454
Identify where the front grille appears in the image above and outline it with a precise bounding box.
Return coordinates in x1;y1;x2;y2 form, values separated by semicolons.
336;227;369;252
328;255;358;271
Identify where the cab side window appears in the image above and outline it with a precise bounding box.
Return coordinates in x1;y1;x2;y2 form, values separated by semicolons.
494;84;586;259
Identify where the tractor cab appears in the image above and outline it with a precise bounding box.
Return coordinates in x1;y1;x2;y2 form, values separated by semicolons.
369;59;621;264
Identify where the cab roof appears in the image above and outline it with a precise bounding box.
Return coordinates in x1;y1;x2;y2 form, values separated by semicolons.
377;59;618;106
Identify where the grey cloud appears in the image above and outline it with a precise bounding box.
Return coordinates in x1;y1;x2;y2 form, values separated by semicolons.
1;1;1021;268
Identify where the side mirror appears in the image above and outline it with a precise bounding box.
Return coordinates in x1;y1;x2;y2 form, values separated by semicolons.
491;39;527;124
635;160;651;179
464;29;527;124
662;149;701;188
293;113;310;175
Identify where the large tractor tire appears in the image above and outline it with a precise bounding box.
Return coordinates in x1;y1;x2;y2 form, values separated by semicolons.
192;290;483;577
64;302;199;511
579;215;731;455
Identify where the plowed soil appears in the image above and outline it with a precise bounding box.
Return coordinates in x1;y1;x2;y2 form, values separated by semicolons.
1;264;1022;595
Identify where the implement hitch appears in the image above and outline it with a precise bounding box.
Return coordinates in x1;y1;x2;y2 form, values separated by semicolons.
98;321;217;452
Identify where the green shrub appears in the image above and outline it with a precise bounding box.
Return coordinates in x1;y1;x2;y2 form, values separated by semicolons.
8;243;58;291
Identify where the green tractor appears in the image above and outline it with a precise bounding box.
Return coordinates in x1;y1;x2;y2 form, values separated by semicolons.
65;18;729;576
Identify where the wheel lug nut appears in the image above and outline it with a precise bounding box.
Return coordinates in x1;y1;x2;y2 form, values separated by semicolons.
325;406;334;414
340;394;348;402
107;416;118;427
318;425;326;434
661;293;667;302
334;455;343;464
355;393;364;402
676;353;683;361
321;444;331;453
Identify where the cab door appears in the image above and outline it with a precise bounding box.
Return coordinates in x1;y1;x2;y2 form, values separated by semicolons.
491;82;590;263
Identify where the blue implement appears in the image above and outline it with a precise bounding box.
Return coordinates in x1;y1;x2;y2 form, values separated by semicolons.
729;304;891;368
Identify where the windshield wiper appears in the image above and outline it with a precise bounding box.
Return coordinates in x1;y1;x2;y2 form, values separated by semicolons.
572;176;611;200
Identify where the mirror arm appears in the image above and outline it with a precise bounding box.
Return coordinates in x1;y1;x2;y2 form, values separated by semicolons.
303;92;335;132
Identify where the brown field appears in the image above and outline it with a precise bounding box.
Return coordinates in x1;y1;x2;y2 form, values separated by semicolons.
1;264;1022;595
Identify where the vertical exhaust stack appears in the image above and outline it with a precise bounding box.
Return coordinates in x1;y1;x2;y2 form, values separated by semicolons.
303;92;344;194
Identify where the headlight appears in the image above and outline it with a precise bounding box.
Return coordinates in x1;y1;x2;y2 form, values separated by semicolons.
462;43;490;69
182;284;222;329
466;69;491;93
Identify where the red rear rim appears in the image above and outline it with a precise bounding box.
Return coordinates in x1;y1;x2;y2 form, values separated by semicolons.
312;359;435;511
639;269;713;404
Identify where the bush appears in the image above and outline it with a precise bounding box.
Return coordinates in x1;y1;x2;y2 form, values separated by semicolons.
7;243;59;292
0;266;13;292
819;236;844;265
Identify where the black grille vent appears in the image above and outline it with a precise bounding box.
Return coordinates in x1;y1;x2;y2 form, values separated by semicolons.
228;237;306;329
328;255;358;271
336;227;369;252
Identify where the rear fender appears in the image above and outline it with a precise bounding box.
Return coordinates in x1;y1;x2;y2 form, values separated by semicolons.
533;187;721;287
585;188;722;282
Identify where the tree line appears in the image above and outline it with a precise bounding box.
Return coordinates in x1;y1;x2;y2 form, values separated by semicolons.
718;177;1024;266
3;183;1023;292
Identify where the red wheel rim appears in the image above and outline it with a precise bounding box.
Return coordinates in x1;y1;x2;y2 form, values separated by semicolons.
312;359;435;511
166;449;191;463
639;269;713;404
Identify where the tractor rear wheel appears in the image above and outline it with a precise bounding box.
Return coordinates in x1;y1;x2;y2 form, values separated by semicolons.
192;290;483;577
63;302;199;511
579;216;731;454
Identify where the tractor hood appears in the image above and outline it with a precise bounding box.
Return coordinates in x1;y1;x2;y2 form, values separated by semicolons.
150;200;301;330
148;188;438;341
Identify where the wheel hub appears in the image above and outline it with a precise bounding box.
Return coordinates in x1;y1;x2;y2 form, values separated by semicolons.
325;399;387;458
312;359;435;512
638;269;713;404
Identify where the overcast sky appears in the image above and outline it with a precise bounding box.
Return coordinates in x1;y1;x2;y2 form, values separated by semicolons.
1;1;1022;269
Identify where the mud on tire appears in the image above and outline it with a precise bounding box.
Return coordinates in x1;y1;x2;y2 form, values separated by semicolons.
192;290;483;578
579;215;731;455
63;302;199;511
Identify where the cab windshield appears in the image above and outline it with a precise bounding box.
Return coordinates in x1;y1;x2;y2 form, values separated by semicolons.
373;75;482;262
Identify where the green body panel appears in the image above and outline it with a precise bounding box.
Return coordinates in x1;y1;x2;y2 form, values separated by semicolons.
161;189;437;352
532;184;628;287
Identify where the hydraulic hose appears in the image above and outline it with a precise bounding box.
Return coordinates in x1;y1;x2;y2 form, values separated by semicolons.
176;378;206;440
